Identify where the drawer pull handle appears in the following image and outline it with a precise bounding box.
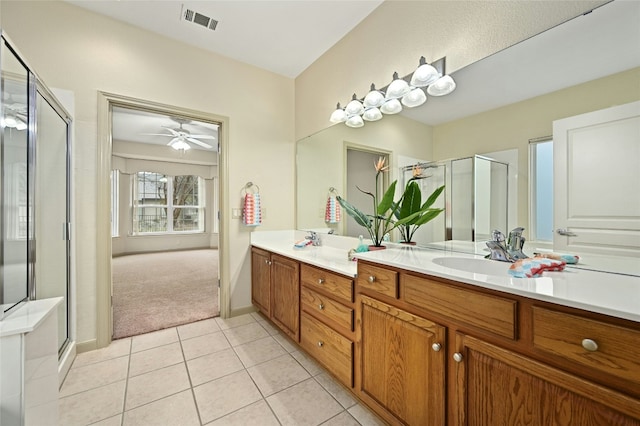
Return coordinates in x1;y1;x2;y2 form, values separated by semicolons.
318;303;325;310
432;343;442;352
318;341;324;347
453;352;463;363
368;275;376;283
582;338;599;352
318;278;325;284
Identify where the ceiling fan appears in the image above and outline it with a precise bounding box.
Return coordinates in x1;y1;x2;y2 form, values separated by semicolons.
2;94;28;131
146;121;215;150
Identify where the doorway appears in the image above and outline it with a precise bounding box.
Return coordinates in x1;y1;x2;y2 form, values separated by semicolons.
96;93;229;347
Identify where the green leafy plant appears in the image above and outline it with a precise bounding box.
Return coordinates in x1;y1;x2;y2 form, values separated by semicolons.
393;167;445;243
337;157;433;247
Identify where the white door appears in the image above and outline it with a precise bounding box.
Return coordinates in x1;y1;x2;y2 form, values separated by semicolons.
553;101;640;256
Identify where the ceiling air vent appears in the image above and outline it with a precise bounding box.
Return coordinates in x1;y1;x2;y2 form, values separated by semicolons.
181;5;218;31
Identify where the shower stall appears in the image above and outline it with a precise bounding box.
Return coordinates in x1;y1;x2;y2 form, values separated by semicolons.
401;155;509;245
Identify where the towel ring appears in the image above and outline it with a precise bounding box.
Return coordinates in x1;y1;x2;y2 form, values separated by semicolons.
242;181;260;195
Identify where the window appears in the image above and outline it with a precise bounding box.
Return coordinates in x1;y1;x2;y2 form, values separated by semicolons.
111;170;119;237
132;171;204;234
529;138;553;242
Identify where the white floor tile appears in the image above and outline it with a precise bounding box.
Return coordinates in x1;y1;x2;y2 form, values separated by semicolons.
59;380;126;426
247;353;310;397
223;322;270;347
131;327;179;353
71;338;131;368
215;313;256;330
267;378;343;425
123;389;200;426
233;336;287;368
193;370;262;424
128;342;184;377
181;330;231;360
60;356;129;397
321;411;362;426
315;372;357;409
125;362;191;410
178;318;221;340
206;400;280;426
187;347;244;386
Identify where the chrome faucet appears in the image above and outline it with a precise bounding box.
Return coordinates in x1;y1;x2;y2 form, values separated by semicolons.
485;228;528;262
305;231;321;246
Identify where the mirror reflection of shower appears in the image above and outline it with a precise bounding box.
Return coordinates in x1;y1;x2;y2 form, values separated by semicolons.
401;155;509;246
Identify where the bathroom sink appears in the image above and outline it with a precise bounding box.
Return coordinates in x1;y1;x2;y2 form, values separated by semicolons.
431;257;511;277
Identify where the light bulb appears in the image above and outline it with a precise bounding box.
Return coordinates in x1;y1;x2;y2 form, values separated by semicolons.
401;88;427;108
171;140;191;151
345;94;364;116
427;75;456;96
410;57;440;87
363;107;382;122
385;72;410;99
329;103;347;123
380;98;402;114
345;115;364;128
363;84;384;108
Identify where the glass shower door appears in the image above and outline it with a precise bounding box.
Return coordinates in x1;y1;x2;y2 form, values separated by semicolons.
35;90;70;353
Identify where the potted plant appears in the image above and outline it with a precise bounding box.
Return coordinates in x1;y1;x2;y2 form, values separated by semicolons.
393;165;445;244
337;157;430;249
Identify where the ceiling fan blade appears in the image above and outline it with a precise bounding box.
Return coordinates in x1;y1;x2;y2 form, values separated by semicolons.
188;134;216;140
167;137;180;146
162;127;181;136
141;133;174;137
186;137;212;149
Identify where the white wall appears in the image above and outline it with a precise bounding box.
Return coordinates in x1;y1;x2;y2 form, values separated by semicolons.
2;1;295;346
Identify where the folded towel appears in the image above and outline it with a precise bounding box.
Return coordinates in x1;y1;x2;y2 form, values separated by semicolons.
508;258;566;278
534;252;580;264
325;195;341;223
243;193;262;226
293;239;312;249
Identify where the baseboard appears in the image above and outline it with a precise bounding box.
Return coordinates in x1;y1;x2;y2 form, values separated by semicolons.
229;305;257;317
76;339;98;354
58;341;76;387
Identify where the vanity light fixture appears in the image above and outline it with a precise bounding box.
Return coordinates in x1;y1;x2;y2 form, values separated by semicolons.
329;56;456;128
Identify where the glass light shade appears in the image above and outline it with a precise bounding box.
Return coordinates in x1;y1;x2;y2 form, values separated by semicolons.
3;115;18;128
345;115;364;128
401;88;427;108
427;75;456;96
410;63;439;87
15;120;27;131
329;106;347;123
171;140;191;151
380;98;402;115
363;86;384;108
345;98;364;116
385;73;410;99
363;107;382;121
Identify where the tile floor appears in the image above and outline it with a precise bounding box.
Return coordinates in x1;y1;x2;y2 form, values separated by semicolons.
59;312;386;425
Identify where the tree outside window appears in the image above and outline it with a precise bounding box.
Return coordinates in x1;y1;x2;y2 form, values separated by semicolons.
133;172;204;234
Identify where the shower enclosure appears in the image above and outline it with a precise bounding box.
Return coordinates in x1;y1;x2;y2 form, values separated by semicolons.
401;155;509;245
1;33;72;356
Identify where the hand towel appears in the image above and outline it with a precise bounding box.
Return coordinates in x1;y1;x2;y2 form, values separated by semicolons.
508;258;566;278
243;193;262;226
325;195;341;223
534;252;580;264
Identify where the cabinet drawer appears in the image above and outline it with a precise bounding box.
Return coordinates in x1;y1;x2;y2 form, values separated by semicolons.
301;264;353;303
402;274;517;340
532;306;640;387
301;287;354;333
300;312;353;387
357;263;398;299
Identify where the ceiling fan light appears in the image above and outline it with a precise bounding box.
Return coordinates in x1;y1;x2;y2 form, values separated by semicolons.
329;103;347;123
427;75;456;96
363;107;382;122
401;88;427;108
15;120;27;131
385;72;410;99
380;98;402;115
345;115;364;128
363;84;384;108
171;139;191;151
3;115;18;128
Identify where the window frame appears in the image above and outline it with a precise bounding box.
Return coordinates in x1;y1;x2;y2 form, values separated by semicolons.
132;171;205;235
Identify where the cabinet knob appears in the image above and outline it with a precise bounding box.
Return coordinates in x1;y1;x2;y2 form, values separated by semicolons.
432;343;442;352
318;303;325;310
453;352;463;363
582;338;599;352
367;275;376;283
318;278;325;284
317;341;324;347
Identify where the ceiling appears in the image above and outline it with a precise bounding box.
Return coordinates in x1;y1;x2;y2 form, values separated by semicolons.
66;0;383;79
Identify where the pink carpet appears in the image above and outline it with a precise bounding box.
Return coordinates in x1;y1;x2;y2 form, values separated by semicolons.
112;249;219;339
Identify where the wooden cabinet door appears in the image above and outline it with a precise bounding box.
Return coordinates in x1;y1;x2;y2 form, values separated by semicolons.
358;295;446;425
251;248;271;316
453;333;640;426
271;254;300;341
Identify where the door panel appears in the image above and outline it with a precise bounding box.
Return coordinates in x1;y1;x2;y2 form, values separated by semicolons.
553;101;640;256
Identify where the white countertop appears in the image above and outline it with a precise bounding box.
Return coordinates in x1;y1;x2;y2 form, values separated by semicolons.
251;231;640;323
0;297;63;337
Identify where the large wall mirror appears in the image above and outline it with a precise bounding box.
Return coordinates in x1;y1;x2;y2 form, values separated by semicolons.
296;1;640;274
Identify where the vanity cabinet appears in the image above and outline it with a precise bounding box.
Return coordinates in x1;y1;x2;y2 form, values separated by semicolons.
250;247;300;341
355;259;640;426
299;264;356;388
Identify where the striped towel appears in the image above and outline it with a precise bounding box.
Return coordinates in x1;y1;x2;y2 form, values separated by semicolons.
325;195;341;223
243;193;262;226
